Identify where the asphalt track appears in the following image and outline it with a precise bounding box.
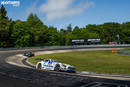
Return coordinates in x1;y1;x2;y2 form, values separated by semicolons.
0;48;130;87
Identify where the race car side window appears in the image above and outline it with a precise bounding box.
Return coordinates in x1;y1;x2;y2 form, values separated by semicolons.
48;60;52;64
44;60;49;62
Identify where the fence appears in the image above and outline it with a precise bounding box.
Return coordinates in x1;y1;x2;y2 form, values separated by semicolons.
118;51;130;55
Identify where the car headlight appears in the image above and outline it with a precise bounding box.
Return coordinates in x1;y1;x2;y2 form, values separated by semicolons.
68;67;75;70
62;64;66;68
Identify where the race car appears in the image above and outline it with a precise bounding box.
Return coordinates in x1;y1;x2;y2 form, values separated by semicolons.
36;59;76;73
24;51;34;57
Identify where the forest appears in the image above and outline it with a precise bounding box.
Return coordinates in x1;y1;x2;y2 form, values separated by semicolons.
0;5;130;48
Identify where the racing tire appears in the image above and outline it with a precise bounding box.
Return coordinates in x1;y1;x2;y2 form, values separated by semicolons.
67;71;76;73
37;63;42;70
71;71;76;73
54;64;60;71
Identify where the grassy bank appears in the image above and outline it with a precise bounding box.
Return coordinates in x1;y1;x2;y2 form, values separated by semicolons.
121;48;130;51
29;50;130;74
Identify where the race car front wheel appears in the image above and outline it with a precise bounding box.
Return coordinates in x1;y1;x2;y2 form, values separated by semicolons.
37;63;41;70
54;64;60;71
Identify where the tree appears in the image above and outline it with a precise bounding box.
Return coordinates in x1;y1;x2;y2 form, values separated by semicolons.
0;5;10;47
85;24;99;33
102;22;121;43
72;26;81;38
8;21;16;47
26;13;45;46
59;29;66;45
65;32;75;45
44;26;60;46
11;21;31;47
0;5;7;18
121;22;130;43
67;24;72;32
1;4;130;47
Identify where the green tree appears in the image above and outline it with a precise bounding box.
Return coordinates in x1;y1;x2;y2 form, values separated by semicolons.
0;5;7;18
67;24;72;32
84;24;100;38
85;24;100;33
65;32;75;45
102;22;121;43
44;26;59;46
0;5;10;47
121;22;130;43
11;21;31;47
26;13;45;46
72;26;81;38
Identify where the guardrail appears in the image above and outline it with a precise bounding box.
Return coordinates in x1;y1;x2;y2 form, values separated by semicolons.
118;51;130;55
0;44;130;51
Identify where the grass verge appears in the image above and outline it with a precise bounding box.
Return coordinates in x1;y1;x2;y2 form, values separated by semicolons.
29;50;130;74
121;48;130;51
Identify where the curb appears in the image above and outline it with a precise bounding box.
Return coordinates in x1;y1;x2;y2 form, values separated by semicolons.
26;58;35;67
78;71;130;78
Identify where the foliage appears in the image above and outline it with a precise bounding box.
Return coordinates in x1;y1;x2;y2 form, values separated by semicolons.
67;24;72;32
0;5;7;18
0;5;10;47
11;21;31;47
0;5;130;47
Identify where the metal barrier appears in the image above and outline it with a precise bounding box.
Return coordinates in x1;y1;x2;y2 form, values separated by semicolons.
118;51;130;55
0;44;130;51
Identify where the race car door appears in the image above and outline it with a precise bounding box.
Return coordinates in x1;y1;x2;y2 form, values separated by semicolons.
43;60;53;70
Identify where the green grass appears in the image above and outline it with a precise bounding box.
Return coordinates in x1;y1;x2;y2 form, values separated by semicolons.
29;50;130;74
121;48;130;51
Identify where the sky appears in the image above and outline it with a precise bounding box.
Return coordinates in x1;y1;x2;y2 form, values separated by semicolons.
0;0;130;30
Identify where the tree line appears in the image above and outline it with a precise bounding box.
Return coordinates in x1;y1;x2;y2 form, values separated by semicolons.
0;5;130;48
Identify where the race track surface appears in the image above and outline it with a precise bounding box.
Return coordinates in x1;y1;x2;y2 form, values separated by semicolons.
0;49;130;87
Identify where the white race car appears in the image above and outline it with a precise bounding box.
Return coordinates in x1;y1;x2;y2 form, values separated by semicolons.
36;59;76;73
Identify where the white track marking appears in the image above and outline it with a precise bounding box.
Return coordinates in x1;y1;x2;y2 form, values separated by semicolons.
5;54;31;68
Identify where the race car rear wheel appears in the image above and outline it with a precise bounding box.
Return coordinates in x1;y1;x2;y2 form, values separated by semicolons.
54;64;60;71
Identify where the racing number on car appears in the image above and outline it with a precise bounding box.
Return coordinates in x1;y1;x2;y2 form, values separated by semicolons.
43;60;48;67
43;60;52;68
